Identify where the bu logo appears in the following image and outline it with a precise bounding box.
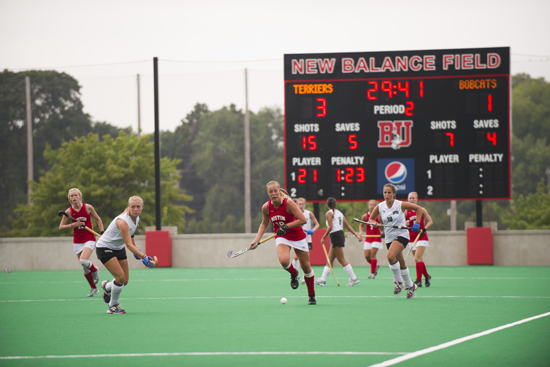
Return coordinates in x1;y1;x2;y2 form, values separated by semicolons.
377;121;413;150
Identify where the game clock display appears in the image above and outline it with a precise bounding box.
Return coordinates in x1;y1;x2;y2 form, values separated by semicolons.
284;47;511;201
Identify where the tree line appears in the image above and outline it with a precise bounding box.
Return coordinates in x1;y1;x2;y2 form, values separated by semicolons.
0;70;548;237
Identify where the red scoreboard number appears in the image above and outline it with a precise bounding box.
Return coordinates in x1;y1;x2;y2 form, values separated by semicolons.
284;47;511;201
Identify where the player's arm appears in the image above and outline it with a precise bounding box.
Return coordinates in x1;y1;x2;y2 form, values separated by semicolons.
343;216;362;242
369;206;381;227
358;213;368;236
59;209;81;230
310;212;320;232
250;203;270;248
418;207;433;231
87;204;105;233
286;199;307;228
321;212;333;243
116;219;144;259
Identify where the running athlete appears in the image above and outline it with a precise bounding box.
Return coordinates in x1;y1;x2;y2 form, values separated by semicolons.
293;197;320;283
369;183;432;299
405;191;433;287
249;181;316;305
59;188;104;297
358;200;382;279
315;197;362;287
97;196;157;314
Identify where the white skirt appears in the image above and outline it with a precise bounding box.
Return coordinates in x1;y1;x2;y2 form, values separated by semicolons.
275;237;309;252
408;240;429;250
364;241;383;250
73;240;96;254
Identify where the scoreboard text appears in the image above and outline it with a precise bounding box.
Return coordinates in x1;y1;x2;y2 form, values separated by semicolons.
284;47;511;201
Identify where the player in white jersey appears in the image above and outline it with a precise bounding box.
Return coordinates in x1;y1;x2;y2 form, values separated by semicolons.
293;198;320;283
315;197;362;286
369;184;432;299
96;196;157;314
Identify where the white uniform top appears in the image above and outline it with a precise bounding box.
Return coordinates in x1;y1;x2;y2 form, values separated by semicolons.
378;200;409;243
302;209;313;242
326;209;344;234
97;212;139;250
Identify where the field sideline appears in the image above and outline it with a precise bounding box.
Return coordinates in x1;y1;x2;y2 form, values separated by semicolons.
0;266;549;367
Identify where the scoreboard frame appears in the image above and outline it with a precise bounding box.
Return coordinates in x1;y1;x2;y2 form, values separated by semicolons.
284;47;511;202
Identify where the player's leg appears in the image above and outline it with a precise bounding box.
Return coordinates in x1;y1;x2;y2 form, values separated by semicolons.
76;245;98;297
277;244;299;289
415;243;431;286
387;241;404;294
413;247;423;286
296;249;315;304
395;249;417;299
80;243;100;285
370;247;379;278
102;257;127;313
334;247;359;286
292;249;301;281
315;246;335;285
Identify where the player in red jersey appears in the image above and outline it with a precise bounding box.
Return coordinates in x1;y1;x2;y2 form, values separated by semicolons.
249;181;316;305
405;192;433;287
358;200;383;279
59;188;104;297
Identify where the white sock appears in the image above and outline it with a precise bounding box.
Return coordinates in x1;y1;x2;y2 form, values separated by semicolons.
109;281;124;307
321;266;332;281
343;264;357;280
389;261;403;283
292;259;300;275
400;267;413;288
106;279;114;291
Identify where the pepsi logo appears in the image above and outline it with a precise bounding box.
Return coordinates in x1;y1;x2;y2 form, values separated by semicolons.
385;161;407;184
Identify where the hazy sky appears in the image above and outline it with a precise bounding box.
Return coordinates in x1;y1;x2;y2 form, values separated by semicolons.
1;0;549;134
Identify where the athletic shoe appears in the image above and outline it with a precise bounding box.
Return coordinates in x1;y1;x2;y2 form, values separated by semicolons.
308;293;316;305
425;275;432;287
300;277;306;284
393;281;403;295
106;303;126;314
101;280;111;304
92;270;100;284
87;288;99;297
406;283;418;299
314;279;326;286
375;265;380;276
290;271;299;290
367;273;375;279
346;278;360;286
414;279;422;287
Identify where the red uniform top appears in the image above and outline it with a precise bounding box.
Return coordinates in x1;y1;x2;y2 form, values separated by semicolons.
406;210;429;242
363;212;381;243
268;197;306;242
69;203;96;243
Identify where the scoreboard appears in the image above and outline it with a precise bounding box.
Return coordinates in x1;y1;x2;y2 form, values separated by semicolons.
284;47;510;201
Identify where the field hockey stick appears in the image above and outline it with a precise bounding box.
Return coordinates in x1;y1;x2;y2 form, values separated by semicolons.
353;218;412;230
58;210;102;237
361;235;381;238
227;233;276;258
320;240;340;286
404;229;426;261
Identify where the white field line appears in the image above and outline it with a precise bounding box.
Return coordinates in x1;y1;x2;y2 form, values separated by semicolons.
367;311;550;367
1;276;549;285
0;351;407;360
1;295;549;303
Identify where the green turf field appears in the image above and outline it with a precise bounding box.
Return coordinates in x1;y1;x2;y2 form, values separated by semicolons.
1;266;549;367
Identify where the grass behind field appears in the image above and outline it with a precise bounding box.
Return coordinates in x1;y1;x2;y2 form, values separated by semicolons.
0;266;549;367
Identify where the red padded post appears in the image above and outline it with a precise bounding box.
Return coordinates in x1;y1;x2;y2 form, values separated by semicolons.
466;227;493;265
145;230;172;267
309;229;331;266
